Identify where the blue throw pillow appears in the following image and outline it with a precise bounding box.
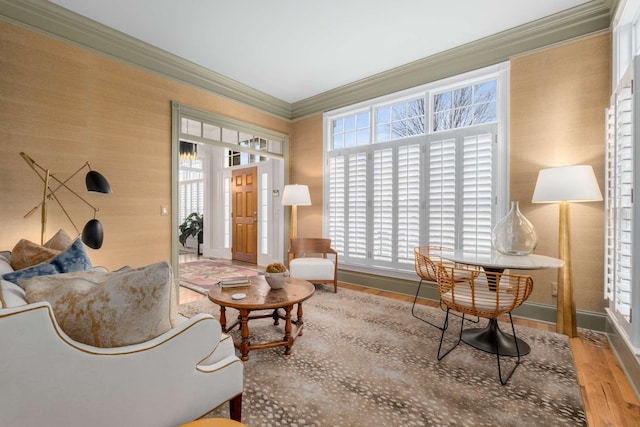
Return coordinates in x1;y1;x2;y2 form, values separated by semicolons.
2;262;60;285
50;238;92;273
2;238;92;286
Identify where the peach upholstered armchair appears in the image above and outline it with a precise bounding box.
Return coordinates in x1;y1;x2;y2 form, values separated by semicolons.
288;238;338;292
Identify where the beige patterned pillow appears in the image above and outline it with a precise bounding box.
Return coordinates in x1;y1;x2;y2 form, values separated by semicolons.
44;229;73;251
10;239;60;271
22;261;178;348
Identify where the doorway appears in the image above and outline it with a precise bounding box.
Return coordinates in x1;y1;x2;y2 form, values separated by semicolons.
171;102;288;276
231;167;258;263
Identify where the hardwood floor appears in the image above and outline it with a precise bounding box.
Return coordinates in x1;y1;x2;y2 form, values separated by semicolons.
178;256;640;426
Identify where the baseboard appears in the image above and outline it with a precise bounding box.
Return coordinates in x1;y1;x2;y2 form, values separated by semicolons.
605;314;640;400
337;269;608;332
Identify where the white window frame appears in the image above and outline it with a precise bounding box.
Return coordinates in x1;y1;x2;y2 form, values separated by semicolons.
322;64;510;280
178;157;205;224
607;0;640;353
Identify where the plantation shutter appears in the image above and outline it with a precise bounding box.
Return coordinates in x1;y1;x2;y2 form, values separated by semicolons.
605;106;615;302
428;138;457;247
605;80;634;322
323;65;507;275
348;152;368;259
328;156;346;256
178;162;204;224
397;144;421;264
373;148;393;262
462;133;493;253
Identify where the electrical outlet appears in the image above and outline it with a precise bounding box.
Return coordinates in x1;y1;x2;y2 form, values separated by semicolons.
160;205;168;216
552;281;558;296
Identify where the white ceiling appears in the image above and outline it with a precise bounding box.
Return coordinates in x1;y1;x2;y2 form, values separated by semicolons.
50;0;589;104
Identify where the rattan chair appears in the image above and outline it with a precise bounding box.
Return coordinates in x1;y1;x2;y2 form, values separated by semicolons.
435;265;534;385
411;245;477;328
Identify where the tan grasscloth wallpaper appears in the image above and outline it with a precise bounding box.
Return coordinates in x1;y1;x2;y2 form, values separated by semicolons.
290;33;611;314
0;20;609;314
0;21;291;269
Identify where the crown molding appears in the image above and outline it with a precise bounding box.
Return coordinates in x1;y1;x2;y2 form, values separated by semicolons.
1;0;615;121
0;0;293;120
291;0;615;119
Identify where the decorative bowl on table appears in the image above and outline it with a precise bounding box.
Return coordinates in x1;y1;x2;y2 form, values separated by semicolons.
264;262;289;289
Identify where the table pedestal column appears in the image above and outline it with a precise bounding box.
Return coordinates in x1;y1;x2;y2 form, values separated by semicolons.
461;319;530;356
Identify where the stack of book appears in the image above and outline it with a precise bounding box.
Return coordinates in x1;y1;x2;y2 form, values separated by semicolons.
219;276;251;288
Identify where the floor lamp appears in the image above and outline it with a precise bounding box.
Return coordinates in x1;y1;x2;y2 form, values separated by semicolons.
281;184;311;241
20;152;112;249
532;165;602;337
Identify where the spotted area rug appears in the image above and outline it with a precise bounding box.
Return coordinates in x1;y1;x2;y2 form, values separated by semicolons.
179;287;586;427
179;260;262;295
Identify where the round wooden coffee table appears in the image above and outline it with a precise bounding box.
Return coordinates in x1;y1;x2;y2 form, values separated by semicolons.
208;275;315;361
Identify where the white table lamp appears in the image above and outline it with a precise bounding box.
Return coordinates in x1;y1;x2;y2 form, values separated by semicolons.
532;165;602;337
281;184;311;240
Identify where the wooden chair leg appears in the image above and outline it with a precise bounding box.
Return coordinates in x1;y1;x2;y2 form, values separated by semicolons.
229;393;242;422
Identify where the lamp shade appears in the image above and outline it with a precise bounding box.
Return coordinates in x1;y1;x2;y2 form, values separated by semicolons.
82;219;104;249
86;170;112;194
281;184;311;206
532;165;602;203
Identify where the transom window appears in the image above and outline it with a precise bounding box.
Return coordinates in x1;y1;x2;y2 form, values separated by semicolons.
376;98;425;142
323;65;508;276
433;80;497;131
229;137;269;166
332;111;370;149
180;116;282;168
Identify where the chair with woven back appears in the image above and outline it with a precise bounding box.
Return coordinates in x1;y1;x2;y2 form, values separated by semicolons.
411;245;478;328
288;238;338;293
435;265;534;385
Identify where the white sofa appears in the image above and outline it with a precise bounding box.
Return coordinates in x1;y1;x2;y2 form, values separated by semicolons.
0;252;243;427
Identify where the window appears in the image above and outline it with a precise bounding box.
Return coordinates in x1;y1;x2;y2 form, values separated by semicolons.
228;137;269;166
332;111;370;149
323;65;507;275
260;173;269;255
605;69;638;350
180;114;283;168
223;176;231;248
178;157;204;224
606;1;640;353
376;98;425;142
433;80;497;131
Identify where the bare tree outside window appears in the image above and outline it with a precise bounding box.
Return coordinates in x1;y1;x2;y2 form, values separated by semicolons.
333;80;496;147
376;98;425;142
433;80;497;131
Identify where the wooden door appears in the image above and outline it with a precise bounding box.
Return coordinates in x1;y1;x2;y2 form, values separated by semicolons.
232;167;258;263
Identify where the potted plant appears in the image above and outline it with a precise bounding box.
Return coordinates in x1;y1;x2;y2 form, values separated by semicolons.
179;212;203;247
264;262;289;289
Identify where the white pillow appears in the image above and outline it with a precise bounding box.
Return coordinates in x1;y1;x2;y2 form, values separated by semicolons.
21;261;178;348
0;256;13;275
